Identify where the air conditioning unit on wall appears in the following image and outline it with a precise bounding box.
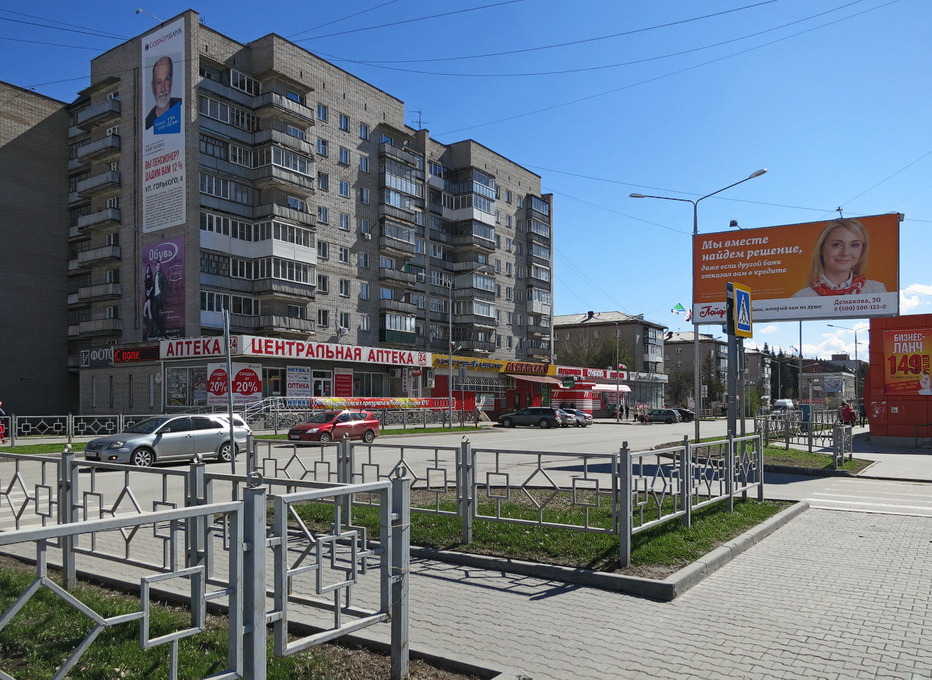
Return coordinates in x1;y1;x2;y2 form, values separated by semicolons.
389;368;402;378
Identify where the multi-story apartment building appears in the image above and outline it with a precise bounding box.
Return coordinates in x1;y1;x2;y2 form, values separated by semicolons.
663;331;728;413
552;311;667;408
0;82;74;414
55;11;554;412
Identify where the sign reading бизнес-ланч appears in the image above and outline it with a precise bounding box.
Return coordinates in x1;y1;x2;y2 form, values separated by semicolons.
160;336;432;367
692;213;900;323
141;17;186;233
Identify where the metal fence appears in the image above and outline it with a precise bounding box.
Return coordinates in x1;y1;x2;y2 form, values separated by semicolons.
251;435;764;567
0;450;411;680
753;409;840;452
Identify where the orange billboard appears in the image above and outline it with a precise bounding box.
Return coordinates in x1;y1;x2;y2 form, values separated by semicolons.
692;213;900;324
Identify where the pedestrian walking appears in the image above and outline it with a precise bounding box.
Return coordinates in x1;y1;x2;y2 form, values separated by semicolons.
624;404;629;420
858;402;867;427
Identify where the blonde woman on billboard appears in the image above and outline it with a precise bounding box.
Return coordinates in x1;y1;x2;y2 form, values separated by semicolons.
792;218;887;297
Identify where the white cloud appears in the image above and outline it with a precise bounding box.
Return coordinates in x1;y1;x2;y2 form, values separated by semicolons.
757;324;779;335
900;283;932;313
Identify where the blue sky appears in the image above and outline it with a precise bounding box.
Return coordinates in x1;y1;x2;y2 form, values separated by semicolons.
2;0;929;363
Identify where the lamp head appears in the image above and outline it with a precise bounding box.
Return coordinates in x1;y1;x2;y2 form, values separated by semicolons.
629;193;645;198
748;168;768;179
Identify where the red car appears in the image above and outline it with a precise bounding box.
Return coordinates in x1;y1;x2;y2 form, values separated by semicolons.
287;410;380;443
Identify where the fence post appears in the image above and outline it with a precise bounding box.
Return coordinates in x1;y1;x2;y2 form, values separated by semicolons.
390;476;411;680
457;437;474;545
246;433;256;476
832;423;841;470
680;436;692;528
242;485;267;680
618;442;632;568
58;447;76;589
185;462;207;568
338;437;353;521
756;434;765;500
726;434;735;512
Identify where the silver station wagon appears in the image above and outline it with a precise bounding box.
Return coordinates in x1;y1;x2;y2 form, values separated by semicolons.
85;414;251;466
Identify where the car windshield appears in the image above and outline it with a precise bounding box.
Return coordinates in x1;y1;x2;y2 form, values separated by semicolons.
306;411;340;424
125;417;171;433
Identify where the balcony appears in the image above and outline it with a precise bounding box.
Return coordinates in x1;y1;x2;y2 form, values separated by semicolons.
378;142;424;170
69;225;91;241
68;258;88;273
74;99;120;130
77;207;121;231
76;134;120;163
379;329;418;346
254;202;316;226
201;311;316;336
451;231;495;253
77;318;122;336
457;340;495;354
526;322;551;336
77;282;121;302
251;278;316;300
76;170;120;198
254;128;314;155
77;245;121;267
254;92;314;126
378;235;416;258
527;298;552;316
379;267;417;287
253;164;314;195
379;298;417;315
527;346;552;360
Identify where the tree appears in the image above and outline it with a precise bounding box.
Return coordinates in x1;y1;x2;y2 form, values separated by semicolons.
744;385;761;417
702;353;725;404
667;369;693;406
555;334;634;372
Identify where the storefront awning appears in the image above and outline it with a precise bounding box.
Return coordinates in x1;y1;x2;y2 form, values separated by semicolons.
506;374;564;386
587;383;632;392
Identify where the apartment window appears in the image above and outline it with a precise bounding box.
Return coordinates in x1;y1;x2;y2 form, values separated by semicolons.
338;247;350;264
358;252;369;268
106;125;120;136
505;238;512;252
359;155;369;173
339;114;350;131
229;144;253;167
317;241;329;260
106;196;120;209
339;279;350;297
317;274;329;293
359;314;370;331
339;212;350;230
359;282;370;300
317;172;329;191
506;190;513;203
359;122;369;140
339;312;351;329
317;104;328;122
286;125;305;140
286;196;307;212
358;188;370;204
339;147;350;165
317;138;328;157
230;69;260;95
287;304;308;319
200;133;227;160
339;180;350;197
358;218;371;234
318;309;329;327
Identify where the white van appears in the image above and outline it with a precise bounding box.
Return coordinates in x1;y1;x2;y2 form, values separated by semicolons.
772;399;795;411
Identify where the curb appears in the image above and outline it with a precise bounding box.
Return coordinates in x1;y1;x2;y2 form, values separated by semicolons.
411;500;809;602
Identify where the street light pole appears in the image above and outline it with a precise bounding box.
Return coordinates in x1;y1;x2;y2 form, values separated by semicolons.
630;168;766;442
827;323;860;403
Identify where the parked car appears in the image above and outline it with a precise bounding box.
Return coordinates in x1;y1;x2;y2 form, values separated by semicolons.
561;408;593;427
556;409;577;427
674;408;695;422
639;408;681;424
84;414;252;467
497;407;569;429
288;410;380;443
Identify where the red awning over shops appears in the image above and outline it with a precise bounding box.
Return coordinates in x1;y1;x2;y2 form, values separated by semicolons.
506;374;564;386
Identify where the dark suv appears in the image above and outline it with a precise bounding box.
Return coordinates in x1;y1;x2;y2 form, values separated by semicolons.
639;408;681;424
498;407;569;429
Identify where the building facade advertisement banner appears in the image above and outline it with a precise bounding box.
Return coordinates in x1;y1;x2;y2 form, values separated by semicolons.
692;213;900;323
239;336;431;366
882;329;932;396
334;367;354;397
206;362;263;405
142;237;185;340
140;17;186;233
286;366;311;407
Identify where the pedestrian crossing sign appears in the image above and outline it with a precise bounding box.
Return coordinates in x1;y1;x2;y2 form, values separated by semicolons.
732;283;752;338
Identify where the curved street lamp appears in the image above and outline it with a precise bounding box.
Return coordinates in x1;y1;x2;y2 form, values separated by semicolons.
630;169;767;441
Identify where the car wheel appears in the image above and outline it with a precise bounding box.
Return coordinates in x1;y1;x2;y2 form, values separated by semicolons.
319;432;333;443
502;418;514;428
362;429;376;443
131;447;154;467
217;441;235;462
538;419;552;429
665;418;674;424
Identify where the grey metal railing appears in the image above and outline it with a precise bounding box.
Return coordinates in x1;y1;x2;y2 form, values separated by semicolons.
0;450;411;679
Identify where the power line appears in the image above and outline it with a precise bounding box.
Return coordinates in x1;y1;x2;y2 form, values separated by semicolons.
286;0;404;40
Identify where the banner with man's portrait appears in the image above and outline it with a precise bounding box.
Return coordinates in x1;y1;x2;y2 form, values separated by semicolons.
140;16;186;233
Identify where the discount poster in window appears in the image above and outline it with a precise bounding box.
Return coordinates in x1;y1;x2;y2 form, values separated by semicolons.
883;329;932;396
206;362;263;405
